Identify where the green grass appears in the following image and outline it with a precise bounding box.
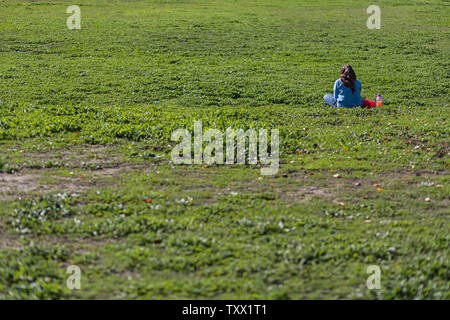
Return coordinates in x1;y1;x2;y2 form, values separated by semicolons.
0;0;449;299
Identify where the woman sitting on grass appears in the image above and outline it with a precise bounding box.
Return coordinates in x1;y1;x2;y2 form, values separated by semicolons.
324;64;376;108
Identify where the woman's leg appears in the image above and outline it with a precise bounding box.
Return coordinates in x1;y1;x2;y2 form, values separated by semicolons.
323;94;337;106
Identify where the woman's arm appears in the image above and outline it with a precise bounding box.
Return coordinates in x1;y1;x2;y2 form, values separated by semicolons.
333;80;339;100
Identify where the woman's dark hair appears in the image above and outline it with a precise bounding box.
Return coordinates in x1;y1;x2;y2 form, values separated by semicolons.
340;64;357;93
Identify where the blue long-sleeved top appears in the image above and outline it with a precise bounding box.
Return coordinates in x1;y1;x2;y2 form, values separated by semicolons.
333;78;363;108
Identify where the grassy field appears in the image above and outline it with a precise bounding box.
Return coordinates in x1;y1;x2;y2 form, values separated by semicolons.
0;0;449;299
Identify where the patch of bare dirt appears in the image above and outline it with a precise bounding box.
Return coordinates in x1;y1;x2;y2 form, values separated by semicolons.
0;171;95;200
21;145;124;168
279;186;332;202
0;162;150;200
0;173;46;199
